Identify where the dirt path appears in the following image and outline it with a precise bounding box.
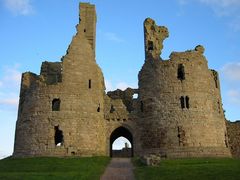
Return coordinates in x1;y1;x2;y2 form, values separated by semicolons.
100;158;135;180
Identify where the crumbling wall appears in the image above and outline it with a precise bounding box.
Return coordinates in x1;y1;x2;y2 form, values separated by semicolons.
137;18;231;158
226;121;240;158
144;18;169;59
107;88;138;112
14;5;233;159
14;3;107;157
40;61;62;84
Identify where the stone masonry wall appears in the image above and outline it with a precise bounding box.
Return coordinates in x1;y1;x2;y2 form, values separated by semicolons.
226;121;240;158
14;3;234;158
14;3;107;157
136;18;231;158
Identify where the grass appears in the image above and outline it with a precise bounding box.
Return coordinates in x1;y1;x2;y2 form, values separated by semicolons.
133;157;240;180
0;156;110;180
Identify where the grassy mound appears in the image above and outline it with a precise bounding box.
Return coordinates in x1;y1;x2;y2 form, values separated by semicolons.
133;157;240;180
0;156;110;180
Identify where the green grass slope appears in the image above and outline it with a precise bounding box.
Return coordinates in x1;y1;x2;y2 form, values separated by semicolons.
134;158;240;180
0;156;110;180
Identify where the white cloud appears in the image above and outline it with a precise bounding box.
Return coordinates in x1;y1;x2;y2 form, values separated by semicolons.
229;16;240;32
0;98;19;106
105;79;113;92
227;89;240;104
4;67;22;85
4;0;34;15
105;79;137;92
0;64;21;109
178;0;188;5
116;82;130;90
198;0;240;16
178;0;240;30
104;32;124;43
198;0;240;8
221;62;240;81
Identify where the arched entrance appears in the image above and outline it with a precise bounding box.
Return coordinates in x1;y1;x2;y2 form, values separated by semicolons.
110;126;133;157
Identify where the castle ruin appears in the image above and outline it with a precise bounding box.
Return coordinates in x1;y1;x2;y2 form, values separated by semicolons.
14;3;237;158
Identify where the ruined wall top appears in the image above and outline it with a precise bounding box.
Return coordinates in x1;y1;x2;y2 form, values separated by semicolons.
144;18;169;60
77;3;97;56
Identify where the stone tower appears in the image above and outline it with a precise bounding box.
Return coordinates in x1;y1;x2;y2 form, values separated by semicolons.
13;3;233;158
14;3;106;157
137;18;231;157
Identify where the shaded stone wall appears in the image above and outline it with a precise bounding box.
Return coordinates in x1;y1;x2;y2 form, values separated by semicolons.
226;121;240;158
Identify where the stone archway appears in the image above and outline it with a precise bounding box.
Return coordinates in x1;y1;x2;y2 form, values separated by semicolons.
110;126;133;157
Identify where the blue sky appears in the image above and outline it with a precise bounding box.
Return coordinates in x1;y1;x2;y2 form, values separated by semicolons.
0;0;240;158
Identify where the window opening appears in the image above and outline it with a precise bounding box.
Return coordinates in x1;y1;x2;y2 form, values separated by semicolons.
148;41;153;51
54;126;64;146
177;64;185;80
52;99;60;111
140;101;144;112
133;93;138;99
110;104;115;113
97;104;100;112
89;79;91;89
186;96;189;109
180;96;185;109
177;126;186;146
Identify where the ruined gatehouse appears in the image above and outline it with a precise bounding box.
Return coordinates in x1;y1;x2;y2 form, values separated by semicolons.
14;3;236;158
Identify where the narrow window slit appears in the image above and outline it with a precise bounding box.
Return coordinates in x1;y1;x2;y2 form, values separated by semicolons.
186;96;189;109
180;96;185;109
89;79;91;89
54;126;64;146
140;101;144;112
97;104;100;112
177;64;185;80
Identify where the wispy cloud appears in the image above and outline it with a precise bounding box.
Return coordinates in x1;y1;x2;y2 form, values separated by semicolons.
227;89;240;105
221;62;240;81
105;79;113;92
0;98;19;106
178;0;240;15
0;64;21;109
178;0;240;31
116;82;130;90
198;0;240;8
229;15;240;32
198;0;240;16
105;79;137;92
104;32;124;43
4;0;34;16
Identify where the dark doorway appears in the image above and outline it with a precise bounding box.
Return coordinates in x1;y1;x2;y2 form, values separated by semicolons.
110;126;133;157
